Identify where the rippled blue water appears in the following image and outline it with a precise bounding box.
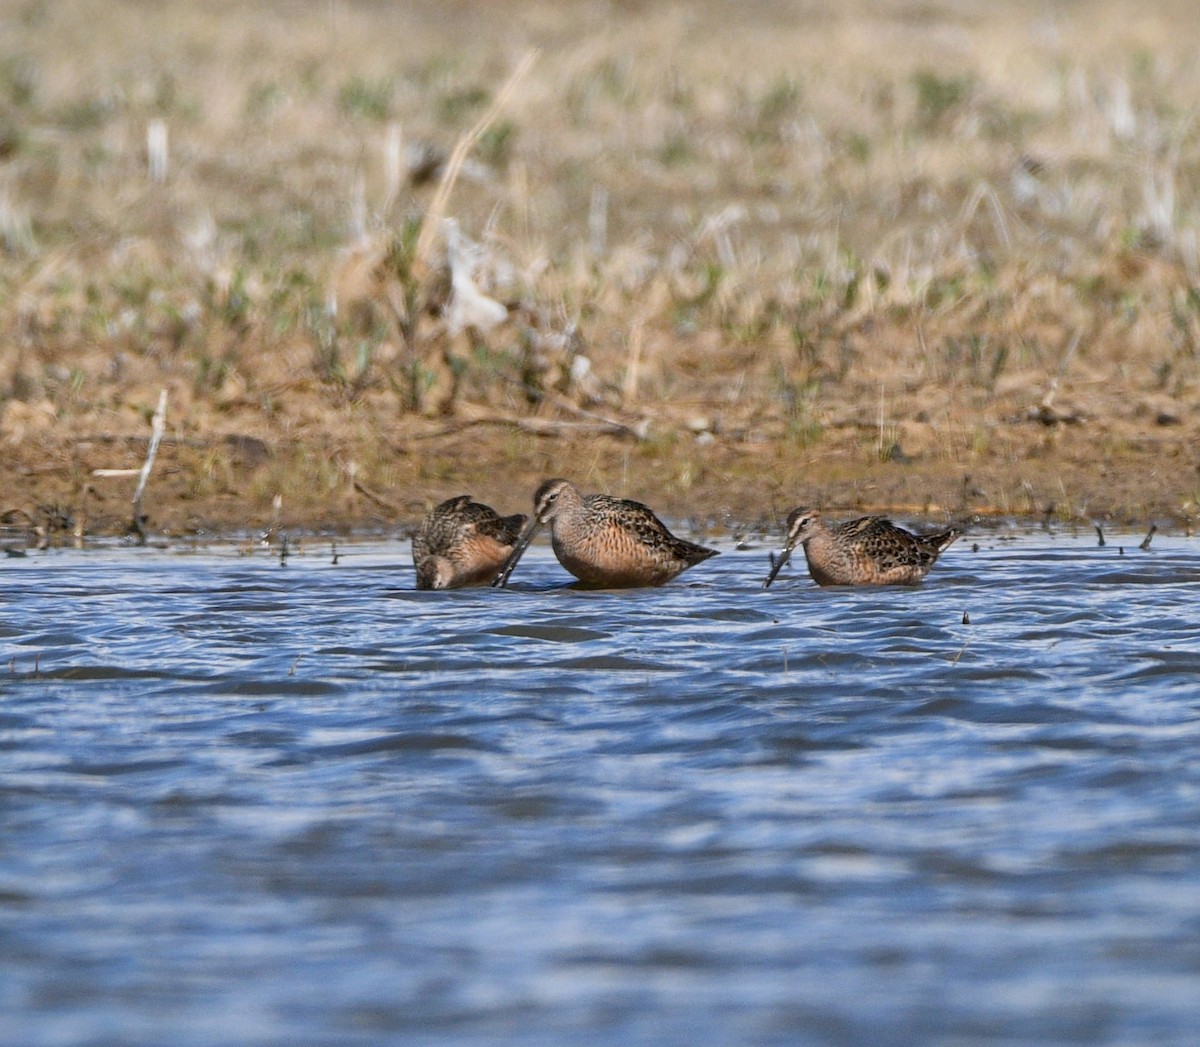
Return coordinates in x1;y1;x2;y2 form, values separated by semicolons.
2;528;1199;1046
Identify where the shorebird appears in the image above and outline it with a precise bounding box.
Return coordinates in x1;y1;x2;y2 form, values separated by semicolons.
492;478;718;589
762;508;962;587
412;495;527;590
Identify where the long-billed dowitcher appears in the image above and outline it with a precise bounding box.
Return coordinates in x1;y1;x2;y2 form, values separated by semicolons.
412;495;527;590
492;478;719;589
762;508;962;587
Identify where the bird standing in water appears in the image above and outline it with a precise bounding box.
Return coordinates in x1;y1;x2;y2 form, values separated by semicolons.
413;496;527;590
762;508;961;587
492;478;718;589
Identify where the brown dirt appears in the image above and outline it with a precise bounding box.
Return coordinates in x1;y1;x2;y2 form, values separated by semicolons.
5;391;1196;541
3;0;1200;540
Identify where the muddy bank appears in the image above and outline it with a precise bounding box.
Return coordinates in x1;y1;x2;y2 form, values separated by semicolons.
5;410;1195;544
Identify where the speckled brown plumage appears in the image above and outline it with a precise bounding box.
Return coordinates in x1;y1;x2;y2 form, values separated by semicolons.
763;508;962;587
493;478;718;589
412;495;527;590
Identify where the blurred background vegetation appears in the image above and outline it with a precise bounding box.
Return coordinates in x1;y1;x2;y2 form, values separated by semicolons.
1;0;1198;532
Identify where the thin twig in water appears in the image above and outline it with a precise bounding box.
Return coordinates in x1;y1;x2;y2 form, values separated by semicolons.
1140;524;1157;550
1095;524;1106;547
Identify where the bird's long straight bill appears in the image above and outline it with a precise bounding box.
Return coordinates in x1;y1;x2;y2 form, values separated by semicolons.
491;520;542;587
761;546;793;589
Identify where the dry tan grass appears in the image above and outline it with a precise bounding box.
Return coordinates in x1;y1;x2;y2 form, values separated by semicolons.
2;0;1199;534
